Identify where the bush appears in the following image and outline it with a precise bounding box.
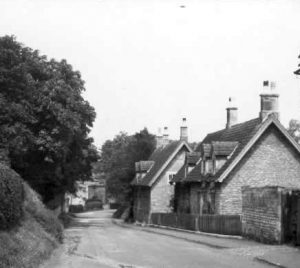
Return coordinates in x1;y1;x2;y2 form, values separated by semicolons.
0;164;23;230
69;204;84;213
23;183;63;242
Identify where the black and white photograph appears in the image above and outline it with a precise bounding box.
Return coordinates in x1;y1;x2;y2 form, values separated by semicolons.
0;0;300;267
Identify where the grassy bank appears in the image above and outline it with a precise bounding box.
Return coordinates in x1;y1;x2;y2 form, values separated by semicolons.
0;183;63;268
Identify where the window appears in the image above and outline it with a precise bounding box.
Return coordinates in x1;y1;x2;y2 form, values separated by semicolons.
167;172;176;184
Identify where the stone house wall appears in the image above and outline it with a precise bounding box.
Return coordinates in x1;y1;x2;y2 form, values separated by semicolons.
216;125;300;215
187;125;300;216
151;149;186;213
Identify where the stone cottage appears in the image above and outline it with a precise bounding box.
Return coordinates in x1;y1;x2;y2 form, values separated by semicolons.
173;81;300;216
131;119;192;223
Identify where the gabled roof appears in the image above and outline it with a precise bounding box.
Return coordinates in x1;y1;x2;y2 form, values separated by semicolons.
131;140;191;187
172;152;201;183
185;116;300;183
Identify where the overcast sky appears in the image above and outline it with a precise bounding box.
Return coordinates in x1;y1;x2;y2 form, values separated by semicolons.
1;0;300;147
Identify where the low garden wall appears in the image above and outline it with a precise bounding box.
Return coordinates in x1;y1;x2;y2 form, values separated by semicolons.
151;213;241;235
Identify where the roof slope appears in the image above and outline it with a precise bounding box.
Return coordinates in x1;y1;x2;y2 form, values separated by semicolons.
172;164;186;183
172;152;201;183
131;141;190;187
186;117;262;182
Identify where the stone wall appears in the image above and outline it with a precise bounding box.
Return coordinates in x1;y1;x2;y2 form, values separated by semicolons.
151;149;186;213
242;186;284;244
216;125;300;215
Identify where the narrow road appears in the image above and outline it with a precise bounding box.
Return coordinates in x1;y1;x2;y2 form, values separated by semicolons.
41;210;270;268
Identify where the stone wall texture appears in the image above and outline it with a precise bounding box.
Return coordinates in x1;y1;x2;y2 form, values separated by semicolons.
151;149;186;214
242;186;283;244
216;125;300;215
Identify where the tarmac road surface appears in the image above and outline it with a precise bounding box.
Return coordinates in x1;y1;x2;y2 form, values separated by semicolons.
41;210;271;268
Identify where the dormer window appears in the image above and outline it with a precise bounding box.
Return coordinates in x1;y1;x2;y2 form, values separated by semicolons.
205;159;214;174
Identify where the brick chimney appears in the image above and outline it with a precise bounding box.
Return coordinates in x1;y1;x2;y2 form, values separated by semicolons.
226;97;238;129
155;127;163;148
180;118;188;142
162;126;169;147
259;80;279;121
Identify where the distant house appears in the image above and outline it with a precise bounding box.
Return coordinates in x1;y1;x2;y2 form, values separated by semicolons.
131;120;192;223
68;179;106;207
173;81;300;216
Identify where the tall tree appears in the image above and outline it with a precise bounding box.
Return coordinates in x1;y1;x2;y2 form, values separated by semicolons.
0;35;98;201
287;119;300;144
100;128;156;203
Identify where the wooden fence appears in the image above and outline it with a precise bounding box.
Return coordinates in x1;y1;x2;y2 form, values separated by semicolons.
151;213;241;236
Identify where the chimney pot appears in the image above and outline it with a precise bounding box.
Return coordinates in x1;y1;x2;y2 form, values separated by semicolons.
162;126;169;147
226;97;238;129
180;118;188;142
259;80;279;121
155;127;163;148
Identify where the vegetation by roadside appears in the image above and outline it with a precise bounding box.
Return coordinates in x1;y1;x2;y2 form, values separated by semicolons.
0;173;63;268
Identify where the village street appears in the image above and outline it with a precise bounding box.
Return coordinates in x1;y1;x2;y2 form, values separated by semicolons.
40;210;298;268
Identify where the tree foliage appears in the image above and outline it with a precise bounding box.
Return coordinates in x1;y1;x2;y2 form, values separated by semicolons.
287;119;300;144
0;35;98;201
100;128;156;203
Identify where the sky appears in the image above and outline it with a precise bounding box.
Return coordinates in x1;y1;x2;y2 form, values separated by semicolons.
1;0;300;148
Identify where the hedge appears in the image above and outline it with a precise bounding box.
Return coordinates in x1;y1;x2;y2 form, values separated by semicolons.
0;164;24;230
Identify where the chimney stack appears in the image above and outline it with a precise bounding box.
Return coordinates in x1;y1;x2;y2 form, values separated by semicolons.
155;128;163;148
226;97;238;129
259;80;279;121
162;126;169;147
180;118;188;142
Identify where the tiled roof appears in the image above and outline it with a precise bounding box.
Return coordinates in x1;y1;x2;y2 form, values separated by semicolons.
135;161;154;172
131;141;189;187
172;152;201;183
211;141;239;156
185;117;262;182
172;164;186;183
187;152;201;165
